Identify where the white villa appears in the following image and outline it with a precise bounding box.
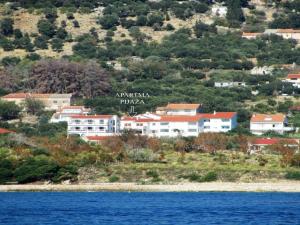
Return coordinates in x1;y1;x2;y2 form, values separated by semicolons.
250;113;293;135
121;111;237;138
50;106;91;123
283;74;300;88
67;115;120;137
211;5;227;17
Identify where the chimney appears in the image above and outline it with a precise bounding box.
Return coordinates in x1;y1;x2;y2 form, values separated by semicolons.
213;110;216;115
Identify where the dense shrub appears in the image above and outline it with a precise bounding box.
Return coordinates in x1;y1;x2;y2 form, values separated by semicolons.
285;171;300;180
126;148;159;162
14;156;60;183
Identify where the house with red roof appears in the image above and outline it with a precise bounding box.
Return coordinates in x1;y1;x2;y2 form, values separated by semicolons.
67;115;120;137
248;138;299;154
50;106;91;123
242;32;263;40
283;74;300;88
1;93;72;111
250;113;293;135
0;128;14;135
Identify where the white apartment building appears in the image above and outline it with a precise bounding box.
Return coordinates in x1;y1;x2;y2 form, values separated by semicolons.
121;112;237;138
50;106;90;123
283;74;300;88
250;113;293;135
155;103;202;116
67;115;120;137
214;82;246;88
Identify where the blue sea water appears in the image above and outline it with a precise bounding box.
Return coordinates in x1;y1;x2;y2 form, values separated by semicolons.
0;192;300;225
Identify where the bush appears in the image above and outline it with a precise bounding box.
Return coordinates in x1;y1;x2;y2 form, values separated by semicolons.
51;38;64;52
34;35;48;49
0;100;21;120
146;170;159;179
126;148;159;162
0;18;14;36
182;171;218;182
1;56;20;66
201;171;218;182
14;156;60;183
109;175;120;182
37;19;56;38
285;171;300;180
67;12;75;20
98;14;119;29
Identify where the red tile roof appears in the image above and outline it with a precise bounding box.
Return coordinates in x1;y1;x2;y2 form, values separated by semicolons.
71;115;113;119
199;112;236;119
251;114;285;123
165;103;201;110
287;74;300;79
158;115;203;122
85;136;112;141
252;138;298;145
122;112;236;123
0;128;14;134
277;29;300;33
1;93;52;99
242;32;262;36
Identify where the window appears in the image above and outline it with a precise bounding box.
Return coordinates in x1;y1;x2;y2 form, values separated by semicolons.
272;124;276;128
87;127;93;130
151;130;156;133
53;100;58;103
188;129;197;132
99;120;104;124
221;119;230;122
204;119;210;122
204;126;210;129
125;123;131;127
75;127;80;130
99;127;105;130
74;120;80;124
160;122;169;125
222;126;230;129
160;129;169;132
188;122;197;125
184;109;192;112
87;120;93;124
152;123;156;126
137;123;143;126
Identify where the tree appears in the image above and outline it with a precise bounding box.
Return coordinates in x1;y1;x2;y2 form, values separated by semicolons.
0;100;21;120
193;21;216;38
51;38;63;52
28;59;111;98
34;36;48;49
24;98;45;115
194;133;228;154
37;19;56;38
0;18;14;36
98;14;119;29
72;35;97;58
56;27;68;40
0;69;19;92
147;13;164;26
226;0;245;24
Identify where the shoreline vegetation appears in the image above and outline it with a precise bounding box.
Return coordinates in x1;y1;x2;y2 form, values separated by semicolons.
1;181;300;192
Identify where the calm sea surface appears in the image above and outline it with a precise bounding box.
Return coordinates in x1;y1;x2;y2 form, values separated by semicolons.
0;192;300;225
